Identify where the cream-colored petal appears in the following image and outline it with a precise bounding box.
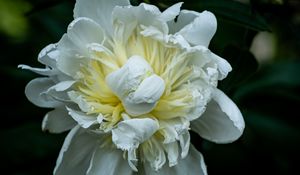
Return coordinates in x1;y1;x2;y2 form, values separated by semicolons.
191;89;245;143
141;145;207;175
141;137;166;171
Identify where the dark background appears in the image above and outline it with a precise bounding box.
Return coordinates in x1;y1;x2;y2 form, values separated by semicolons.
1;0;299;174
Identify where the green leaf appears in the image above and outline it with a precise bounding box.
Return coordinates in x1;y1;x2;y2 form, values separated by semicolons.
233;60;300;100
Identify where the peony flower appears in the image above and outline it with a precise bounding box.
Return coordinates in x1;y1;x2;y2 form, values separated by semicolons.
19;0;245;174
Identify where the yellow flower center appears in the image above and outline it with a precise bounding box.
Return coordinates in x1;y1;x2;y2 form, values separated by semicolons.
71;29;197;130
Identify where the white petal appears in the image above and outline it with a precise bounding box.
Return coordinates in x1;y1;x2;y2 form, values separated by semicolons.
106;55;152;99
38;43;58;68
54;126;98;175
124;75;165;116
68;91;91;113
42;107;76;133
66;17;105;52
189;47;232;80
129;75;165;104
123;100;157;117
25;78;61;108
113;3;168;35
74;0;130;36
18;64;54;76
112;118;159;150
47;81;75;92
141;137;166;171
160;2;183;22
177;10;217;47
168;10;199;34
142;145;207;175
86;145;132;175
67;107;97;128
163;142;179;167
179;130;190;158
57;17;105;76
191;89;245;143
106;56;163;116
210;52;232;80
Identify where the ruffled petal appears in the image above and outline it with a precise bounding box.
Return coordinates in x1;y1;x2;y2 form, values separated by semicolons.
74;0;130;36
106;55;152;100
106;55;164;116
113;2;168;37
42;107;76;133
191;88;245;143
54;126;98;175
112;118;159;150
86;145;133;175
25;78;61;108
141;145;207;175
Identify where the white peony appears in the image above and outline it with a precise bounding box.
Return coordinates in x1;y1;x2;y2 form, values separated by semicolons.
19;0;245;174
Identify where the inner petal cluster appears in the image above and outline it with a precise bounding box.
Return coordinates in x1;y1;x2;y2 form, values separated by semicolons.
70;29;210;130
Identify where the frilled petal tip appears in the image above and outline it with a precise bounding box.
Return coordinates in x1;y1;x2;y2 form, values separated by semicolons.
191;88;245;144
142;145;207;175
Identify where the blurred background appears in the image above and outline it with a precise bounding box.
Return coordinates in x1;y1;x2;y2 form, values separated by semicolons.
1;0;299;174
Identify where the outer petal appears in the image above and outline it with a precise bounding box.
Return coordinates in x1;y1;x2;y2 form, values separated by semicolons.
38;43;58;68
42;107;76;133
18;64;54;76
191;89;245;143
210;52;232;80
179;10;217;47
169;10;217;47
54;126;98;175
142;145;207;175
86;145;133;175
74;0;130;36
25;78;61;108
160;2;183;22
112;118;159;150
